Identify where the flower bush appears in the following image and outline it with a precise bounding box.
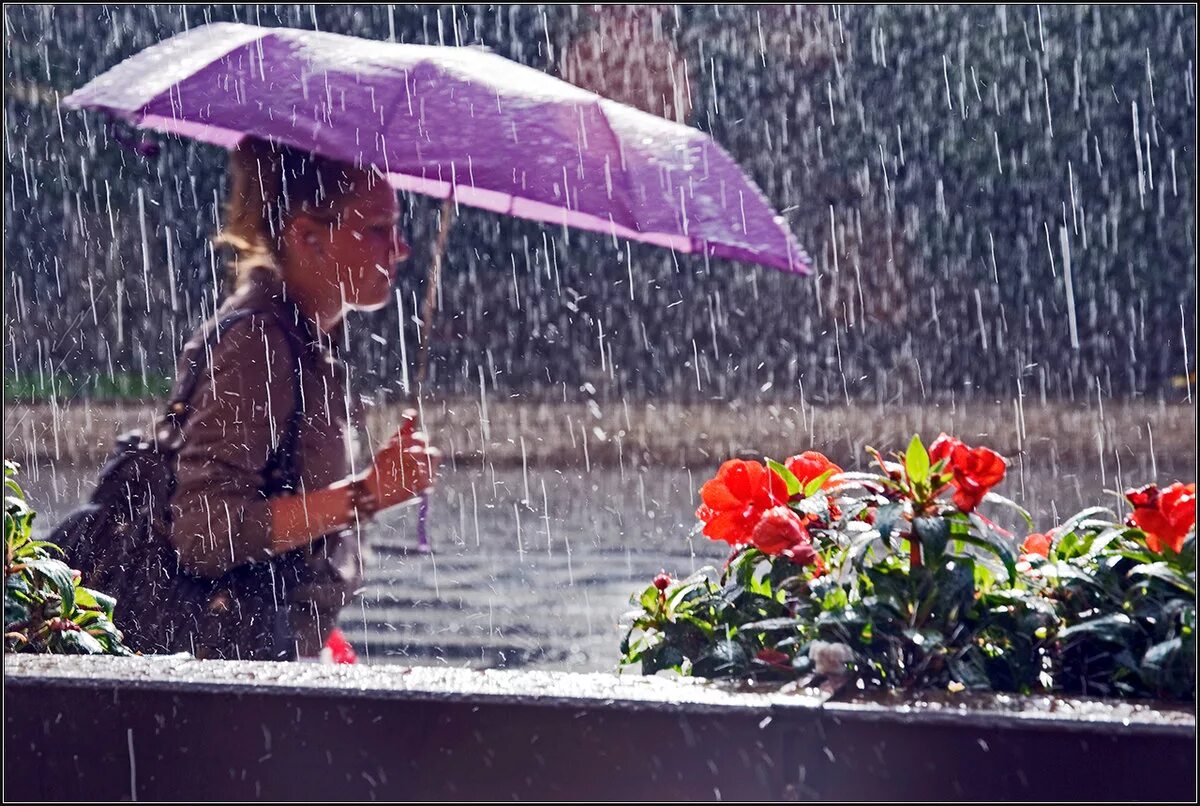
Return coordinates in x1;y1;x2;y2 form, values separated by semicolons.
4;461;132;655
1020;483;1195;700
620;436;1196;701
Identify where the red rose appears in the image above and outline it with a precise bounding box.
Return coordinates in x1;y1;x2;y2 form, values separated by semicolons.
1020;532;1052;559
751;506;809;555
785;451;843;491
1127;482;1197;553
947;442;1007;512
696;460;789;546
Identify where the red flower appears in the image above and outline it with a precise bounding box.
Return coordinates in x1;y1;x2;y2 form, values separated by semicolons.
1020;532;1052;559
929;433;964;471
751;506;809;554
324;628;358;665
781;540;819;568
653;572;672;591
808;555;828;578
696;460;789;546
944;441;1007;512
750;507;819;568
1125;484;1159;509
755;648;792;668
1127;482;1197;553
785;451;843;491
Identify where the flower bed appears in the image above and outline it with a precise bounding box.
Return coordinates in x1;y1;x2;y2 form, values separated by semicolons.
621;435;1196;702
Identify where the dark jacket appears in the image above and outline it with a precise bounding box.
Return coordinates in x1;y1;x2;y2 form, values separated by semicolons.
167;265;367;658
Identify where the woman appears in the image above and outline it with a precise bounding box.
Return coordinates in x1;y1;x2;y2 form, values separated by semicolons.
166;137;438;661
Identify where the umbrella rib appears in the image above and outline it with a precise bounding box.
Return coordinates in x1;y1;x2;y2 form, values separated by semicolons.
587;100;647;239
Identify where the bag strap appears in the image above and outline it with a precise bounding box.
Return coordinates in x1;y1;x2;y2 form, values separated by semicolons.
258;313;309;493
162;308;260;430
157;308;308;491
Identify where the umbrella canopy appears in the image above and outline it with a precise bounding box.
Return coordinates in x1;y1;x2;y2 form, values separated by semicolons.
65;22;810;274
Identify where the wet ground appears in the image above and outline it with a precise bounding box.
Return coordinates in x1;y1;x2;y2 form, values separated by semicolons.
21;453;1192;673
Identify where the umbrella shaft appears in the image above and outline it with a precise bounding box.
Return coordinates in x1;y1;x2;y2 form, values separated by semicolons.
414;196;457;394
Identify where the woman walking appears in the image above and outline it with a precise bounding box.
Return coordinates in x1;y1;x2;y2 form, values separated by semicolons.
159;137;438;661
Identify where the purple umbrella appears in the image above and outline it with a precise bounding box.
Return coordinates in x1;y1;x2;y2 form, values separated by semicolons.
65;22;813;552
65;22;810;274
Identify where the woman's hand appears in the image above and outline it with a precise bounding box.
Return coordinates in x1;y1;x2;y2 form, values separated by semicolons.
361;409;440;511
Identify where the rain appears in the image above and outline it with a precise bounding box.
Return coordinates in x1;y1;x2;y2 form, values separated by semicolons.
3;3;1196;679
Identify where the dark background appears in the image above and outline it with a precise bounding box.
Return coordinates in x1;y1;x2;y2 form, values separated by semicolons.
4;4;1196;405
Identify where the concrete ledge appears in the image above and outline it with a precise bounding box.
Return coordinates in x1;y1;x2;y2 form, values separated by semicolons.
5;655;1195;800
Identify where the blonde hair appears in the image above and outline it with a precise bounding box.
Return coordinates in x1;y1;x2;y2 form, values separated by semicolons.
214;138;375;291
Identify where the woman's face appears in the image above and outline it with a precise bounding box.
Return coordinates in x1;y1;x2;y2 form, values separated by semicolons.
298;180;411;311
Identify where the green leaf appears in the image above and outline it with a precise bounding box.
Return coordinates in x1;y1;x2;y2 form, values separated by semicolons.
1128;563;1197;597
913;516;951;559
51;628;106;655
1139;637;1191;697
5;476;27;500
980;491;1035;529
76;586;118;619
905;434;930;485
935;557;977;618
1058;613;1136;644
956;521;1017;584
23;540;64;556
642;644;686;675
691;640;749;678
4;589;30;629
848;529;885;569
741;617;803;633
949;649;993;691
26;558;76;616
803;469;836;498
874;503;905;549
1082;527;1134;559
638;585;662;613
1059;506;1117;536
827;471;890;485
767;459;802;498
675;612;717;638
1038;560;1101;587
719;583;746;605
83;615;125;643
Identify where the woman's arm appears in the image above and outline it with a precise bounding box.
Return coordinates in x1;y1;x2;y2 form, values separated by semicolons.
267;479;357;554
267;409;440;553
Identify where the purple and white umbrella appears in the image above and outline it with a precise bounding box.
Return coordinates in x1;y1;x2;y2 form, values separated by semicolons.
65;22;810;274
